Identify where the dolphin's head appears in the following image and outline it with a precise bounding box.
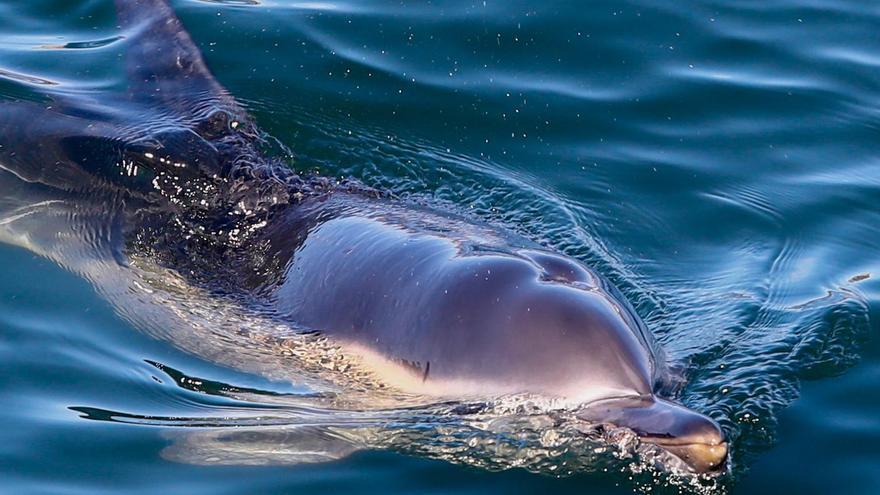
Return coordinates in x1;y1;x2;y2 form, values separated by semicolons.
401;248;728;472
464;250;728;473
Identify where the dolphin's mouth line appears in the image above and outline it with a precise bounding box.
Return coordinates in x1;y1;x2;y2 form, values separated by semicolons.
578;394;652;410
639;436;726;448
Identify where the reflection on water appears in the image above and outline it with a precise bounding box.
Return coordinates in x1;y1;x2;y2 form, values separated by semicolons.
0;0;878;494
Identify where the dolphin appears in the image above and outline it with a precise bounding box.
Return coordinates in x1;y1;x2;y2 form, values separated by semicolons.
0;0;727;473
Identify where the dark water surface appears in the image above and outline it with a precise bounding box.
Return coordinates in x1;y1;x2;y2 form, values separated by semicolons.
1;0;879;493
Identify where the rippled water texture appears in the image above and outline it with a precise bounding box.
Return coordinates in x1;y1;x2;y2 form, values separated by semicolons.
1;0;879;493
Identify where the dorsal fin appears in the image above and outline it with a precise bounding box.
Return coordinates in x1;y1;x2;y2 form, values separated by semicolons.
1;1;266;194
114;0;249;125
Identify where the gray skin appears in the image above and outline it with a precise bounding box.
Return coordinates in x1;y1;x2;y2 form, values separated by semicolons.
0;0;727;472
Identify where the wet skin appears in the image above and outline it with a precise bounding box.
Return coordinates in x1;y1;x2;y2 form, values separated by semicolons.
0;0;728;473
266;194;728;472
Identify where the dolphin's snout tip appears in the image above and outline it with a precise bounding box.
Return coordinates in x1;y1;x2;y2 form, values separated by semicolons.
644;435;728;473
687;439;728;473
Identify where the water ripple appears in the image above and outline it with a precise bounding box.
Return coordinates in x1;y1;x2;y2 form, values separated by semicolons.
1;0;878;493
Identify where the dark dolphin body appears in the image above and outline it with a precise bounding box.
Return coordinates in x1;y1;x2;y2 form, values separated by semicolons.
0;0;727;472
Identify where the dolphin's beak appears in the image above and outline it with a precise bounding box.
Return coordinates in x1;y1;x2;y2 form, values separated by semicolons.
580;397;728;473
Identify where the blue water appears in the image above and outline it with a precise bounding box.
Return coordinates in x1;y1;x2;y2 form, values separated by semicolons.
1;0;879;493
